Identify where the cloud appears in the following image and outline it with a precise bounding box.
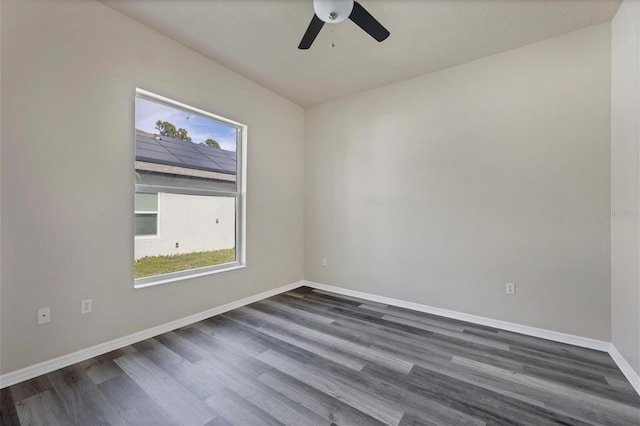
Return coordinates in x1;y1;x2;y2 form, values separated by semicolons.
135;97;237;151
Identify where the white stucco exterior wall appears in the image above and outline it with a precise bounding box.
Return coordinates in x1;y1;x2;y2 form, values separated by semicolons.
135;193;235;259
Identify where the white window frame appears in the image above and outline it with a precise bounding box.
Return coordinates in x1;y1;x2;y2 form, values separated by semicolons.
134;88;247;289
134;193;159;238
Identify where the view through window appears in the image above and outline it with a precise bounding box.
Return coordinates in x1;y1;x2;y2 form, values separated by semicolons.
134;90;245;286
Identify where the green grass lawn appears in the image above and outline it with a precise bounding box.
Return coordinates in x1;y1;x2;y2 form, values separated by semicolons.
135;248;236;279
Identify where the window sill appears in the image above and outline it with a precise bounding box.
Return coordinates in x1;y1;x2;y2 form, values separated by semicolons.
134;263;245;289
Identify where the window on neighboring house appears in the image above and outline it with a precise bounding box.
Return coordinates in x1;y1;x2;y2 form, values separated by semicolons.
134;89;246;287
134;193;158;236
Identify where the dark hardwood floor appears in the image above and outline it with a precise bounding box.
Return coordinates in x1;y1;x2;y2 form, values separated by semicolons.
1;286;638;425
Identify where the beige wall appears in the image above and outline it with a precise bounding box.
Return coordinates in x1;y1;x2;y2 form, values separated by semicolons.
305;24;612;340
1;0;304;373
611;0;640;375
0;0;626;378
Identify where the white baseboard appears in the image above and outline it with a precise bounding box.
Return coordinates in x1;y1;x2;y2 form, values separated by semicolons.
0;280;305;389
303;281;611;352
609;345;640;395
5;279;638;397
304;280;640;396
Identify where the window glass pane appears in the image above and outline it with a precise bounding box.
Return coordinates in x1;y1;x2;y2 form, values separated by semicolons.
135;193;158;212
134;90;244;285
135;214;157;236
135;97;238;193
134;194;236;279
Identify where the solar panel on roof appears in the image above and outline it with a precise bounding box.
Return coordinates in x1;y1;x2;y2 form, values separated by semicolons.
164;146;207;161
194;144;236;157
204;148;228;158
157;135;189;145
173;156;225;170
136;150;186;168
203;154;234;165
136;135;161;144
206;160;236;171
135;134;236;175
157;141;199;153
136;141;173;155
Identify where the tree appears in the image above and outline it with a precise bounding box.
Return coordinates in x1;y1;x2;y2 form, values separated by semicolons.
155;120;192;142
204;138;221;149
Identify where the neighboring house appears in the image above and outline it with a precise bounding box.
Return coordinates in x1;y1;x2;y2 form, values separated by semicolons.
134;129;236;260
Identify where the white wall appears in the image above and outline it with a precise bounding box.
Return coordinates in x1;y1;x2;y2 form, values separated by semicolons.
611;0;640;376
1;0;304;374
305;24;612;340
135;193;235;260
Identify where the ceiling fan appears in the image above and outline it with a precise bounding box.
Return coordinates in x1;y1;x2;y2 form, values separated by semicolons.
298;0;390;49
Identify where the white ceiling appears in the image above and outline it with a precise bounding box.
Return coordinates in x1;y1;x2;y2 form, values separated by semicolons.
102;0;621;107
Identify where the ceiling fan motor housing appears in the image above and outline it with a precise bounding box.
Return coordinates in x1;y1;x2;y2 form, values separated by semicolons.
299;0;389;49
313;0;355;23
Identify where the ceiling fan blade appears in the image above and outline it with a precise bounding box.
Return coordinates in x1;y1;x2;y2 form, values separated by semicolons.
349;1;390;42
298;14;325;49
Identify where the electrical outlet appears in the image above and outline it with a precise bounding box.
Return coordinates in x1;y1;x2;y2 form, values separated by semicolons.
322;257;328;266
81;299;92;314
37;307;51;324
506;282;516;295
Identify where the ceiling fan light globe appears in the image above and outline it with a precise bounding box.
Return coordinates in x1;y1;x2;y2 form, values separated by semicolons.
313;0;354;24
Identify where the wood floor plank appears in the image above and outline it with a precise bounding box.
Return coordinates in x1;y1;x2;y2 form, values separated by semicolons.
451;355;640;425
381;303;499;333
311;288;389;308
79;357;123;386
256;349;406;425
238;305;415;374
5;375;54;406
253;323;369;371
259;298;337;325
132;336;224;400
204;415;234;426
332;315;526;372
155;331;206;364
98;374;176;426
402;364;594;426
257;371;388;426
193;316;270;357
338;312;621;388
204;388;283;426
14;390;75;426
47;364;127;425
196;347;332;426
132;338;186;373
468;327;615;367
115;352;216;425
520;363;640;406
0;388;20;426
344;302;466;333
607;376;640;397
3;286;638;426
381;314;511;350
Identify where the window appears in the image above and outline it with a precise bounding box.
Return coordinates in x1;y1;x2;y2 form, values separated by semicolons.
134;89;246;287
135;193;158;236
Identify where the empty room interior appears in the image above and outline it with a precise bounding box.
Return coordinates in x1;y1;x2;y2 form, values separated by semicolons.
1;0;639;424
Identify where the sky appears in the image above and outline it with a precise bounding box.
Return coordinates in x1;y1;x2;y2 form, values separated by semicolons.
135;97;237;151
